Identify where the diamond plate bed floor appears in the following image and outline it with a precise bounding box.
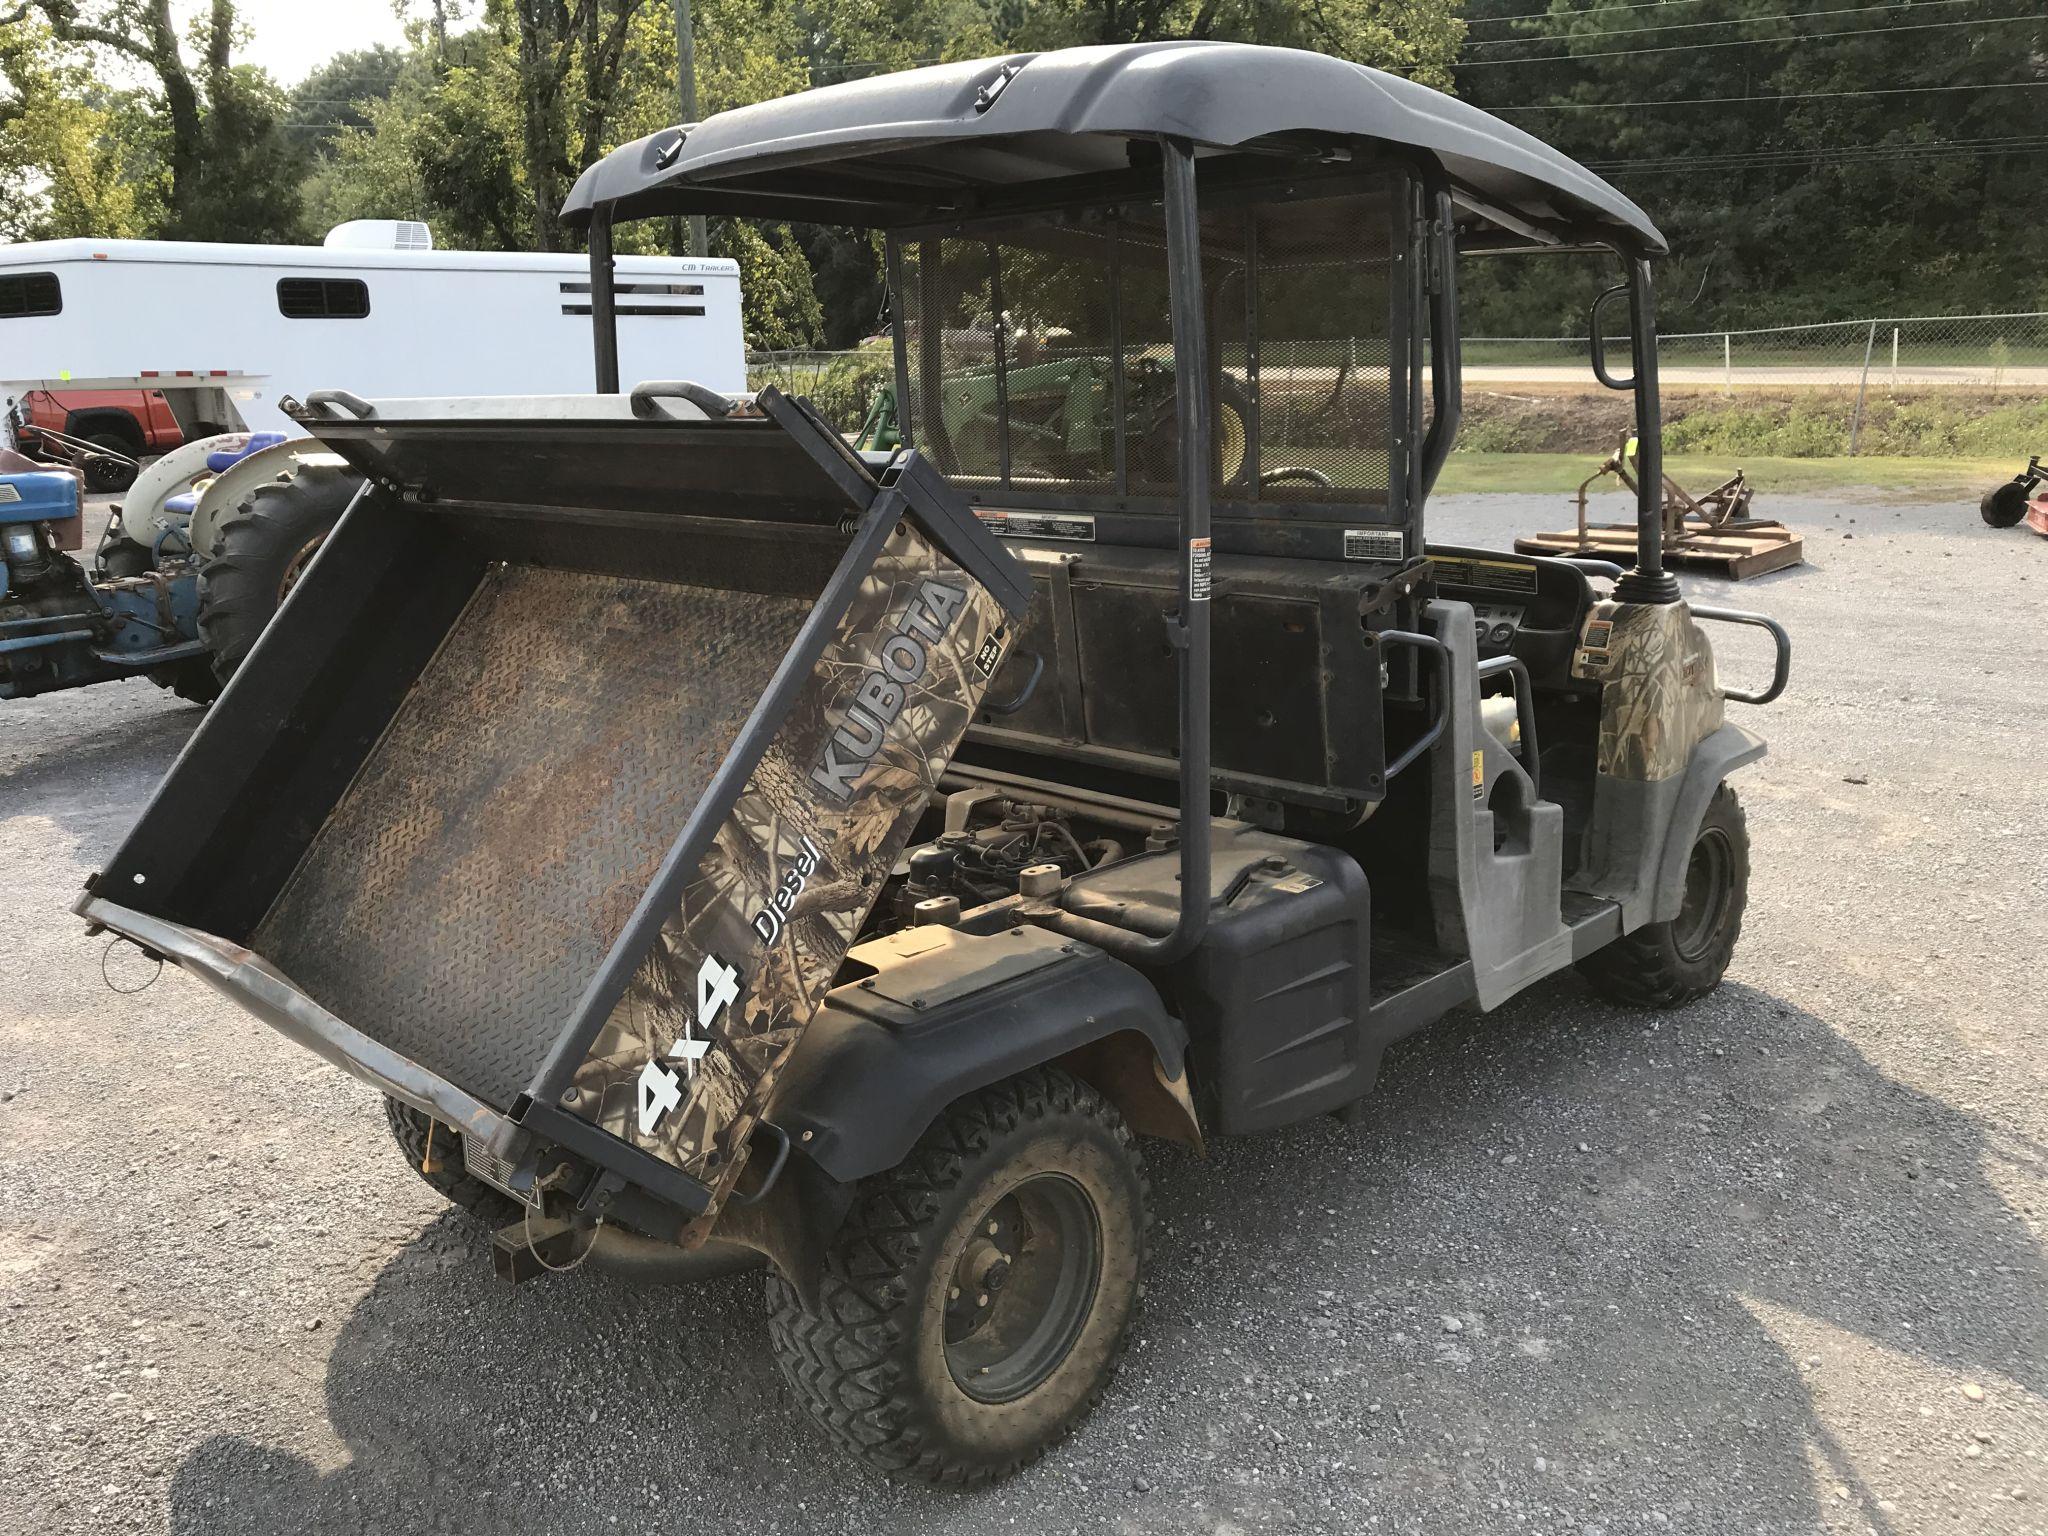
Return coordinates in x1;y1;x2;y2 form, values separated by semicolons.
251;564;812;1109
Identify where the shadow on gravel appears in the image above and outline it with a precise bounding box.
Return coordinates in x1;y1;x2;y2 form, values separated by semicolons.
165;980;2044;1534
0;699;196;848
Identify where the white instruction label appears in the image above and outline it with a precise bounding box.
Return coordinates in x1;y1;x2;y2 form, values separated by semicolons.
1344;528;1404;561
976;509;1096;541
1189;537;1212;603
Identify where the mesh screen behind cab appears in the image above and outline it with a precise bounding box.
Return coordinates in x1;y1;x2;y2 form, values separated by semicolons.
894;179;1398;513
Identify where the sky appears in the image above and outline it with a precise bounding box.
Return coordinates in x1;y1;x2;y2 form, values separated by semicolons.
186;0;414;85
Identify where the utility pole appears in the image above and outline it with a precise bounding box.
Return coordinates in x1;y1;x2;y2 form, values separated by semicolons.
676;0;707;259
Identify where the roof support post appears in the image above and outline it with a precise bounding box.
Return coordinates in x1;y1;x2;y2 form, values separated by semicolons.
590;208;621;394
1615;255;1680;604
1416;186;1461;507
1045;137;1211;965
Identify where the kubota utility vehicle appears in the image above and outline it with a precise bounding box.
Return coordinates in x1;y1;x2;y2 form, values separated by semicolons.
81;43;1790;1487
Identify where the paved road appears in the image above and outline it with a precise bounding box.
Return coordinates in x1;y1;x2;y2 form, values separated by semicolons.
2;490;2043;1535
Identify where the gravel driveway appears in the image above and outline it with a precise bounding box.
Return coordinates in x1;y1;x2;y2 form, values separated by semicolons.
1;490;2042;1535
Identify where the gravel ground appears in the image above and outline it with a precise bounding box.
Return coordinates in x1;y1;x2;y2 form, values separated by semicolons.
1;490;2043;1536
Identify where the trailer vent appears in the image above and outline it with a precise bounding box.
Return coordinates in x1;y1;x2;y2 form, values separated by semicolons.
0;272;62;319
277;278;371;320
559;282;705;319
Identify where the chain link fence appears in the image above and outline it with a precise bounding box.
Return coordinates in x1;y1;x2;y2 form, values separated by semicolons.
1466;311;2048;393
753;310;2048;457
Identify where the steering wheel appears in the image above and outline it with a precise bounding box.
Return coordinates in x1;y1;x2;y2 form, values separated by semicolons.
1260;466;1334;490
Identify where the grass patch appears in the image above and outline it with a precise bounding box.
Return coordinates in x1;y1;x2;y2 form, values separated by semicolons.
1434;453;2014;498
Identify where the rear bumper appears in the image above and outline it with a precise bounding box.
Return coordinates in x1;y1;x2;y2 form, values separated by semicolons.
79;896;523;1158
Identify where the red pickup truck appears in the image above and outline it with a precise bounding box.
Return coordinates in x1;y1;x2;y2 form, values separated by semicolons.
14;388;185;490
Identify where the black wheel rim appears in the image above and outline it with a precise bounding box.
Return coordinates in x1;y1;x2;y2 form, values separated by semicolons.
943;1173;1101;1404
1673;826;1734;964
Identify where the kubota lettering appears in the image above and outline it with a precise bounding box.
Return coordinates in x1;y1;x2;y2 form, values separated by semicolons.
810;578;968;803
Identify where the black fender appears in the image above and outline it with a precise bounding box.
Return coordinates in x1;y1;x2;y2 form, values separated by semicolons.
1648;721;1765;923
763;924;1195;1186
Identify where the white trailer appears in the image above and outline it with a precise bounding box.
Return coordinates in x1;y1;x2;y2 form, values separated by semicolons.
0;222;745;443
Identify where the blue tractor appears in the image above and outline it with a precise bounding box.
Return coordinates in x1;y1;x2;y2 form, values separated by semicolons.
0;418;361;702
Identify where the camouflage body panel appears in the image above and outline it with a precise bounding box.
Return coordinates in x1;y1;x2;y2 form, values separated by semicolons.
1572;598;1723;782
566;518;1010;1214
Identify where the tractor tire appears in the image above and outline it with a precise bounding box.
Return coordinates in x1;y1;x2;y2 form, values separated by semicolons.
197;461;359;685
765;1066;1147;1486
1578;782;1749;1009
383;1099;520;1224
1137;374;1255;490
82;433;138;493
148;659;221;707
1981;480;2029;528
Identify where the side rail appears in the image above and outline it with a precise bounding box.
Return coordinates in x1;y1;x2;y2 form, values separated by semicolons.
1691;604;1792;705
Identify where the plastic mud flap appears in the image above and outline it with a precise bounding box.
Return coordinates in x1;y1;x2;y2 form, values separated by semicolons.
80;388;1032;1233
763;923;1192;1183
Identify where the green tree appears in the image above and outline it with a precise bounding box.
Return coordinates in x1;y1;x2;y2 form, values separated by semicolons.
0;11;153;237
287;44;408;157
12;0;304;240
1453;0;2048;331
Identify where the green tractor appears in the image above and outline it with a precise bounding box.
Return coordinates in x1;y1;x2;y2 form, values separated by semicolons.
858;333;1256;487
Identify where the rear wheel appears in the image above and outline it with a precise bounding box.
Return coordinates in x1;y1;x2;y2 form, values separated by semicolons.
197;461;360;684
765;1066;1147;1486
1981;479;2029;528
1578;782;1749;1008
383;1099;519;1223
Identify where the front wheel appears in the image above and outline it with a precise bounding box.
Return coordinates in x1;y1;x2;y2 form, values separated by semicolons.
1578;782;1750;1008
765;1066;1148;1486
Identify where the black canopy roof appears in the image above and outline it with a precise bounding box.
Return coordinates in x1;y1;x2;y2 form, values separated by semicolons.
562;41;1665;255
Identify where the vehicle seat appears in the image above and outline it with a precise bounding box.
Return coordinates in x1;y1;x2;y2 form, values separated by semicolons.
203;433;286;476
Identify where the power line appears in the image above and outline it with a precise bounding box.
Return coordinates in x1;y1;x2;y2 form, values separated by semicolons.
1457;10;2046;65
1466;0;1991;50
1589;136;2048;174
1469;0;1723;27
1592;136;2048;169
1492;79;2048;110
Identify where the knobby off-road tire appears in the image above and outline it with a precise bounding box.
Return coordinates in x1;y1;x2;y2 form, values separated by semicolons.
383;1099;520;1224
197;461;360;685
1980;480;2029;528
1578;781;1750;1008
765;1066;1149;1486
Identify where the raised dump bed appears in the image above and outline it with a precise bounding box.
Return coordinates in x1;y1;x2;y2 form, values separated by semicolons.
80;387;1030;1222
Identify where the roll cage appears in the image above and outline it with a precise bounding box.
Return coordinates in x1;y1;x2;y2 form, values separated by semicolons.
564;42;1684;962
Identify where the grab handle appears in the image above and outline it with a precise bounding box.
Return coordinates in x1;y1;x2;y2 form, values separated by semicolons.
629;380;736;419
305;390;375;420
1589;284;1636;392
979;649;1045;717
1378;629;1451;781
1691;604;1791;705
